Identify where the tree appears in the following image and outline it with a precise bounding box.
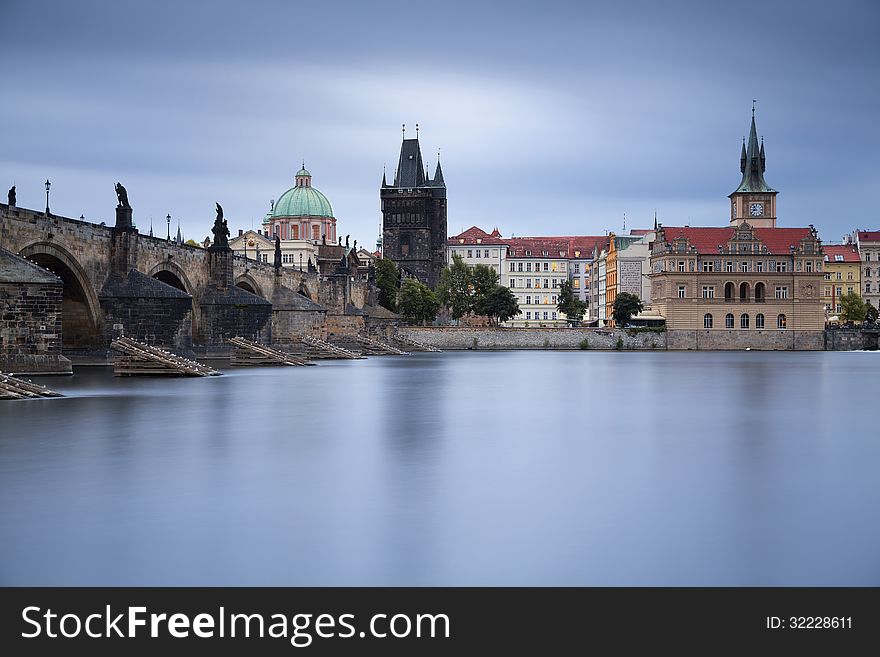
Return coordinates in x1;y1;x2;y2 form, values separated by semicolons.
480;286;520;325
470;264;499;312
397;278;440;324
375;257;399;312
612;292;643;327
184;239;202;248
866;301;879;325
839;292;867;323
556;280;587;325
436;254;473;320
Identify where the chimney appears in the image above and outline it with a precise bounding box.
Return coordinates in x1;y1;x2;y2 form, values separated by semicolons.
238;229;243;237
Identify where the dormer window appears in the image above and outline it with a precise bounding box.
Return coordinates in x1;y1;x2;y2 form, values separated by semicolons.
834;255;844;262
525;250;531;256
476;238;482;244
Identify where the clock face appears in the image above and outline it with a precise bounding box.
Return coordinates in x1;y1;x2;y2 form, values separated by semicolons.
749;203;764;217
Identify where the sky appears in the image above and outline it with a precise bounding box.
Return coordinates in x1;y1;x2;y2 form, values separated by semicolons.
1;0;878;247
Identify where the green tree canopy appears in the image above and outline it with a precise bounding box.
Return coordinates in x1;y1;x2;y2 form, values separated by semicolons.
866;301;879;325
556;280;588;325
374;257;399;312
436;254;474;320
839;292;867;323
480;286;520;325
612;292;644;327
397;278;440;325
184;239;201;248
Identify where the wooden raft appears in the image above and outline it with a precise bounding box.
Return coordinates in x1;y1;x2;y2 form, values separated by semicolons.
300;335;364;360
355;335;408;356
111;337;221;377
393;334;442;352
228;337;311;366
0;372;64;400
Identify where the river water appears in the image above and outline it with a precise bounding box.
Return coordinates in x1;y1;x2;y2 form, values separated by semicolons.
1;351;878;586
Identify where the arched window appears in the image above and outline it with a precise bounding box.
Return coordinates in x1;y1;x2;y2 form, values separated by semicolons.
740;282;750;302
725;313;734;328
292;225;299;240
724;282;735;300
866;268;872;278
741;313;749;329
756;313;765;329
777;314;787;329
755;282;766;302
704;313;713;329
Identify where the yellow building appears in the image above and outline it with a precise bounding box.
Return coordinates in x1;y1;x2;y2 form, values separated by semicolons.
821;244;861;318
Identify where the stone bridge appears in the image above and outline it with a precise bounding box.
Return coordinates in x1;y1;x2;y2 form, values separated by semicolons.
1;201;379;361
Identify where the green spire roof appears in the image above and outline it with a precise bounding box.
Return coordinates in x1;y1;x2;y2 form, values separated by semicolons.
733;109;775;194
296;167;310;177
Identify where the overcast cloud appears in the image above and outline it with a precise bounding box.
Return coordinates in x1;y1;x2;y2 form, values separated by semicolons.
1;0;878;245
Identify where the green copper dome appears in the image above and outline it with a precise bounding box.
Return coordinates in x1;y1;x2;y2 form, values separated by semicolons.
296;167;310;177
272;181;334;219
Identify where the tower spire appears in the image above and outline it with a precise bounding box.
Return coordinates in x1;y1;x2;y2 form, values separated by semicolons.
732;104;773;194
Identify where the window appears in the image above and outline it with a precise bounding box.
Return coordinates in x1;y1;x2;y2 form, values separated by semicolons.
292;225;299;239
526;312;531;320
824;272;831;280
312;225;320;241
552;296;557;305
526;263;532;272
756;261;764;272
543;279;549;288
704;313;713;329
741;314;749;329
836;303;841;313
678;285;686;298
777;314;787;329
553;279;559;288
526;296;531;305
724;282;735;300
702;261;714;272
806;261;813;272
740;261;748;272
755;313;764;329
725;313;734;328
510;279;515;289
552;312;557;320
702;286;715;299
572;279;579;288
835;286;842;297
678;261;685;272
509;262;515;271
867;283;872;294
574;263;580;273
836;272;842;281
544;262;549;271
484;250;489;258
467;249;473;258
847;271;853;280
775;286;789;299
824;286;830;297
725;261;733;272
543;312;549;320
517;262;523;272
866;268;872;277
847;287;853;294
834;254;844;262
526;279;532;288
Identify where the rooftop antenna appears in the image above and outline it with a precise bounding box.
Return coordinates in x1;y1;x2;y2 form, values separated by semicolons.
623;213;626;232
752;99;756;117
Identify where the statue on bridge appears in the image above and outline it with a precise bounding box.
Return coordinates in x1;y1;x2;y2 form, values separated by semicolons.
115;182;131;209
274;235;282;271
211;202;230;248
7;185;15;206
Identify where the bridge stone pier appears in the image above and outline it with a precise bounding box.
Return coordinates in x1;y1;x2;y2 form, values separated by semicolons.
0;200;378;364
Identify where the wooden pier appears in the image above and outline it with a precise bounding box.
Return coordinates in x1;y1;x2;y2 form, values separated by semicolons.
355;335;408;355
393;334;442;352
0;372;64;400
111;337;222;377
228;337;311;366
300;335;364;360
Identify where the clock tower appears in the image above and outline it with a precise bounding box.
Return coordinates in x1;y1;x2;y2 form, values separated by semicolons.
729;106;777;228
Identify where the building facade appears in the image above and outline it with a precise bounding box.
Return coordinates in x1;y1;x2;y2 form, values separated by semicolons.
381;133;447;288
263;167;337;244
855;231;880;310
446;226;508;283
821;244;861;318
649;110;825;347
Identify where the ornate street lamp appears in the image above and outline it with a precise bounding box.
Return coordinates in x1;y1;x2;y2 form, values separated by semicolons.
44;179;51;214
166;214;171;241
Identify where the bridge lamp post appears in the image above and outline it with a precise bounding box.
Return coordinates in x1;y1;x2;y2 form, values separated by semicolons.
166;214;171;241
300;252;303;272
44;179;51;215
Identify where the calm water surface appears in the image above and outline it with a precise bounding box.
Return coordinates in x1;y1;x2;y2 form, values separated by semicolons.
1;351;878;585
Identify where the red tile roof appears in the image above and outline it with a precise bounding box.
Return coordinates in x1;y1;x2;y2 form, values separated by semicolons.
447;225;507;245
659;226;814;255
822;244;860;262
857;231;880;242
628;229;653;236
505;235;609;258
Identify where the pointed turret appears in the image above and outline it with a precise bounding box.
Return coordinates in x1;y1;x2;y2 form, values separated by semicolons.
381;169;388;188
176;223;182;245
759;137;766;172
740;138;747;173
732;109;774;194
432;159;445;187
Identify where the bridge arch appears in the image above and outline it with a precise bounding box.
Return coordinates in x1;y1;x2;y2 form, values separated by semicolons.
19;241;101;349
234;273;266;298
147;260;195;295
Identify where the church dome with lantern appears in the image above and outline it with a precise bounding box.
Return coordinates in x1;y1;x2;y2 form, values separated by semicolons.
263;166;337;243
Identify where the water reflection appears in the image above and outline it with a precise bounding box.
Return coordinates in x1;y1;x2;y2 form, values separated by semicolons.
1;352;879;585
